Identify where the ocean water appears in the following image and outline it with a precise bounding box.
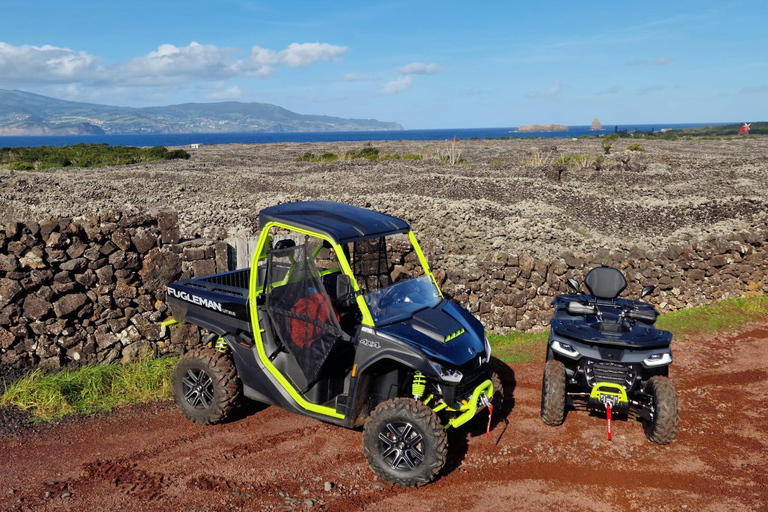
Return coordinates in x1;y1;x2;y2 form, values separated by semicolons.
0;123;730;148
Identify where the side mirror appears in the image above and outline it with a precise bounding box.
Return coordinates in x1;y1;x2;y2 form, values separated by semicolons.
567;278;581;293
640;285;656;298
336;274;355;302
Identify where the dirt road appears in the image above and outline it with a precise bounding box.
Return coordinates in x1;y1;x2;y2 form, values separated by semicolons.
1;324;766;512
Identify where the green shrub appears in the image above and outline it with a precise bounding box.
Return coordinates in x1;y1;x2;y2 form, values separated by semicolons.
627;143;645;152
402;154;422;161
601;133;619;154
320;152;339;162
0;144;190;170
297;151;317;162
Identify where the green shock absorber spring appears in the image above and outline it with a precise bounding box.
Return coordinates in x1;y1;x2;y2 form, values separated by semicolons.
215;337;229;354
412;371;427;400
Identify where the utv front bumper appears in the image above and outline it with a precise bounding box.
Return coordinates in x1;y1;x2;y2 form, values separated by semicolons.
437;379;494;429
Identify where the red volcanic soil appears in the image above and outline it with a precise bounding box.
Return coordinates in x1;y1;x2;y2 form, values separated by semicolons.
1;324;766;512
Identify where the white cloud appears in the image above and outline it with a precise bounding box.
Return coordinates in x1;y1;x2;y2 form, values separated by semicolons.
0;42;101;83
207;85;243;100
627;56;674;67
0;40;348;87
117;42;239;84
249;42;348;75
639;85;665;95
398;62;444;75
325;72;368;83
379;76;413;95
595;85;623;95
526;80;564;99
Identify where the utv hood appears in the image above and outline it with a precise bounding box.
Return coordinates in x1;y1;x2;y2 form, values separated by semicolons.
376;300;486;367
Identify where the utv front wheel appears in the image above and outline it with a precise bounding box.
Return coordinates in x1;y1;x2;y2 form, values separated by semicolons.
363;398;447;487
540;360;567;426
642;376;679;445
172;348;240;425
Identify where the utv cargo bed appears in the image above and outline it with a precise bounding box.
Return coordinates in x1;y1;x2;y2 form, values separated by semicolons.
167;268;251;334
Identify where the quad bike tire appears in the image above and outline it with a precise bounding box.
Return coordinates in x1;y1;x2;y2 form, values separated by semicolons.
642;376;679;445
363;397;447;487
540;359;567;426
172;348;240;425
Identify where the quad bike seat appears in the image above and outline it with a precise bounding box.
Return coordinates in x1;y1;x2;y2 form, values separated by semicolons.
584;266;627;300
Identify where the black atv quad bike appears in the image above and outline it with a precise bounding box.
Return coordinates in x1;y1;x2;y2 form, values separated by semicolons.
540;266;679;444
164;201;502;486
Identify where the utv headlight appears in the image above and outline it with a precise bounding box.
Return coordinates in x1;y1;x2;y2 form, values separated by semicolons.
551;340;580;358
483;335;492;363
430;361;463;383
643;352;672;367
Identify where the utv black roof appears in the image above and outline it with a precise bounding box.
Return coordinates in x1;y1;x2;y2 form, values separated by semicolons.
259;201;410;243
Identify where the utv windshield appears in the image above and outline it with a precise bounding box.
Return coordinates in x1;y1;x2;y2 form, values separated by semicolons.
348;233;441;325
364;275;441;325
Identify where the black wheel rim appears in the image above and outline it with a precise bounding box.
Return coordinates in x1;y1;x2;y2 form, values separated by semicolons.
182;369;214;409
378;421;425;471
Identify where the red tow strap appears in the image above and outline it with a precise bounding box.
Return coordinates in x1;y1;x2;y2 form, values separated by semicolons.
606;403;613;441
486;403;493;440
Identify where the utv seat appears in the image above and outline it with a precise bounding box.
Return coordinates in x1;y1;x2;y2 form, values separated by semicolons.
584;266;627;300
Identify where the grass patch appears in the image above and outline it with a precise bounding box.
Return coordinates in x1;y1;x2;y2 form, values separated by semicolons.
488;295;768;364
0;143;190;170
297;147;423;163
1;356;178;422
656;295;768;338
488;330;549;364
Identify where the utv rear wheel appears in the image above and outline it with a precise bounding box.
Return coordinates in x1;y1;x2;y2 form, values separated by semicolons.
540;360;567;426
363;397;447;487
172;348;240;425
642;376;678;445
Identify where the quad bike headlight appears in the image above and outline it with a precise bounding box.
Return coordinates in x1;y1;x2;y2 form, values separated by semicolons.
483;335;492;363
551;340;580;358
430;361;463;383
643;352;672;367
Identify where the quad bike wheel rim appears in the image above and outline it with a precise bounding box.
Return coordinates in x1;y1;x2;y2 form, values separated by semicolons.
182;369;214;409
378;421;425;471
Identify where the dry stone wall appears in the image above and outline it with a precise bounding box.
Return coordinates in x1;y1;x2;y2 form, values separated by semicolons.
1;208;766;374
0;209;226;373
436;225;768;332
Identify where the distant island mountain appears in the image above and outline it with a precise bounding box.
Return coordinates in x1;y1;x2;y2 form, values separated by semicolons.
591;118;602;130
515;124;568;133
0;89;403;136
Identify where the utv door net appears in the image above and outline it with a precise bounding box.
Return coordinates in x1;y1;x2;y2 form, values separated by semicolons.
264;242;346;388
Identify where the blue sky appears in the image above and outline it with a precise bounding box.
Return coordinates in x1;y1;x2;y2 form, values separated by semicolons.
0;0;765;128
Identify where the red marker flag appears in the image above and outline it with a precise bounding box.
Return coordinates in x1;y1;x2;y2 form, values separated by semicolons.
738;123;751;136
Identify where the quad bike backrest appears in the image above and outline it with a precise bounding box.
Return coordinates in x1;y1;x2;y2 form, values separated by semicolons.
584;266;627;299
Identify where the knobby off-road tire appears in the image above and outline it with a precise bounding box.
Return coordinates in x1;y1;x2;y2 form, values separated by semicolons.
540;360;567;426
363;397;447;487
642;376;679;445
172;348;240;425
